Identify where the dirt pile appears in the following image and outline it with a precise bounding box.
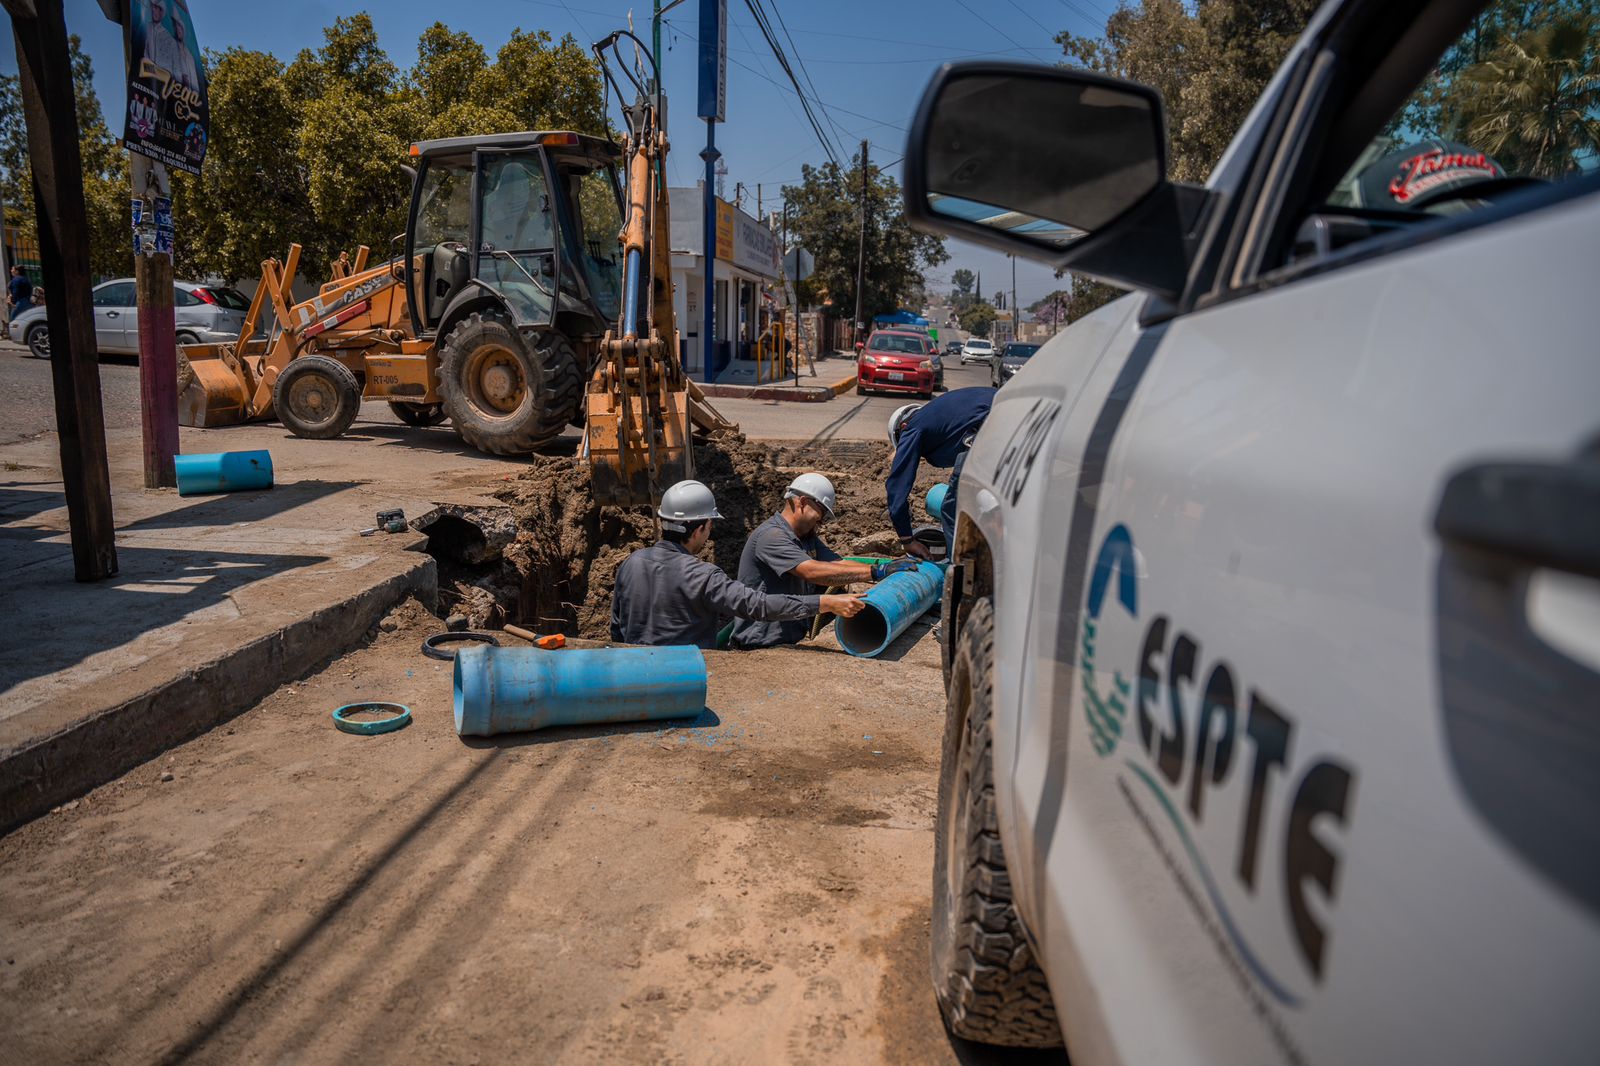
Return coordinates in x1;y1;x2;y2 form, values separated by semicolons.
486;434;947;638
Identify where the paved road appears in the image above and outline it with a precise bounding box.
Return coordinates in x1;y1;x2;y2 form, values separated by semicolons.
0;339;998;450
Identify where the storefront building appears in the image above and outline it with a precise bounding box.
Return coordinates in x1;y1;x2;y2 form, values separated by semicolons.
668;186;785;379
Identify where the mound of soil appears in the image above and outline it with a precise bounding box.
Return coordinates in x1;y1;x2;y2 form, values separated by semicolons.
486;434;947;638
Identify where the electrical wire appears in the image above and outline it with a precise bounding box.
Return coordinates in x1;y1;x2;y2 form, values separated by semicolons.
738;0;844;169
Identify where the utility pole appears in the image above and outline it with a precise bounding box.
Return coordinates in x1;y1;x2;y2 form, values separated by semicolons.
5;0;118;581
756;183;762;218
1011;253;1018;345
698;0;725;383
132;156;177;488
852;139;869;349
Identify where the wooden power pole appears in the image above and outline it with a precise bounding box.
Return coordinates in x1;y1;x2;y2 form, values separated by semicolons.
6;0;119;581
132;156;178;488
853;139;869;348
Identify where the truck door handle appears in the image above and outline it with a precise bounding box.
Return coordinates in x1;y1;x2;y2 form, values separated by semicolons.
104;311;119;318
1434;459;1600;580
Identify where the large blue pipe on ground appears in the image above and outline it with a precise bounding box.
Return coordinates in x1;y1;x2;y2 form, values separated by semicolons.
453;644;707;736
835;562;947;658
173;450;273;496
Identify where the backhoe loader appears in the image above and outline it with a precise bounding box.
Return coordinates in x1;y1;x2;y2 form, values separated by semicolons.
178;29;734;505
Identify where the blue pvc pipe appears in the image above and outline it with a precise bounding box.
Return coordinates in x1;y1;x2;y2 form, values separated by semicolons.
835;561;947;658
453;644;707;736
925;482;948;519
173;450;273;496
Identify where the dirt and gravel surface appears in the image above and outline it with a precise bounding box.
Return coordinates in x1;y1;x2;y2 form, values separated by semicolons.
0;598;1062;1064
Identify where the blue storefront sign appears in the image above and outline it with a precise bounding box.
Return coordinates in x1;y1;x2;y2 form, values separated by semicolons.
697;0;726;122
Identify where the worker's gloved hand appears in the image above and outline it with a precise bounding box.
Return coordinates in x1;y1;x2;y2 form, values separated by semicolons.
871;558;921;580
901;536;933;561
821;594;868;618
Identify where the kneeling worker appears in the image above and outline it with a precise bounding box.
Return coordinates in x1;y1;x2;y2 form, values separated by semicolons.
611;479;867;649
732;473;919;650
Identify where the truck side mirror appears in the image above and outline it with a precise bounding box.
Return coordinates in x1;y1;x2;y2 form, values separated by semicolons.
904;62;1212;301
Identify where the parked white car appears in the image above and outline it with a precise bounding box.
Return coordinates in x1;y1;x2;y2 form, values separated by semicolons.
958;337;993;364
11;278;255;360
905;1;1600;1062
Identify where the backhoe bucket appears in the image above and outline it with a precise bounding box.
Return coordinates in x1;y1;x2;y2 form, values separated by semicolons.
585;387;693;506
177;343;258;428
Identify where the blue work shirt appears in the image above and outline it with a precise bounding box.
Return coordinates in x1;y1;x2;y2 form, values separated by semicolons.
886;386;995;537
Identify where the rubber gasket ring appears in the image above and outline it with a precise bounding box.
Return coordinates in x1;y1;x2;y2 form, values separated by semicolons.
332;702;413;735
421;630;501;661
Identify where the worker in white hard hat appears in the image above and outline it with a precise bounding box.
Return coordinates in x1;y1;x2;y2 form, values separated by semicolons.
886;386;995;557
611;479;868;649
729;473;921;650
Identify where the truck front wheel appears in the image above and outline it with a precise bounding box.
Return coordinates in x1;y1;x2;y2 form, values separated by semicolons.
931;596;1062;1048
437;313;581;455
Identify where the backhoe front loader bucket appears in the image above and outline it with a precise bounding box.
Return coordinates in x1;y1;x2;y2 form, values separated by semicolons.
177;341;266;428
585;378;692;506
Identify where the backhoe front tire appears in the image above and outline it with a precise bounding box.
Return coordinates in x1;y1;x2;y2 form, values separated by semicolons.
436;313;581;455
273;354;361;440
931;597;1062;1048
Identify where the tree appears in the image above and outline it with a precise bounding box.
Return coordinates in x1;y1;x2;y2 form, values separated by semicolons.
782;148;948;322
2;36;128;281
1403;1;1600;179
1059;0;1319;183
950;268;975;302
1066;275;1126;324
961;299;996;337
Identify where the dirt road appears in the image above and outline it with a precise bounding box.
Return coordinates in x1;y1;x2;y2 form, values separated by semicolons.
0;601;1058;1064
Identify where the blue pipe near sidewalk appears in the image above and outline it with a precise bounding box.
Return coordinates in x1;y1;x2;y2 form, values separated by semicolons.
835;562;947;658
453;644;707;737
173;450;273;496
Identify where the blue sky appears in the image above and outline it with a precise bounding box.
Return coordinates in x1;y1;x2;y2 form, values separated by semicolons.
3;0;1110;309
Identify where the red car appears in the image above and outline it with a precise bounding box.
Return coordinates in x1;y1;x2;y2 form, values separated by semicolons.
856;329;935;398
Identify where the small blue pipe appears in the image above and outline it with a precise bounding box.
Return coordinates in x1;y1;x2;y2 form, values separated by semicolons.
453;644;707;736
836;561;947;658
623;247;643;338
925;482;948;519
173;450;273;496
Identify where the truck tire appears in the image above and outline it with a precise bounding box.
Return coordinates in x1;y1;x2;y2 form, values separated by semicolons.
437;313;580;455
931;597;1062;1048
273;354;362;440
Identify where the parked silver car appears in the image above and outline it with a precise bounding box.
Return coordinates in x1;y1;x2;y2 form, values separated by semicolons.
11;278;254;359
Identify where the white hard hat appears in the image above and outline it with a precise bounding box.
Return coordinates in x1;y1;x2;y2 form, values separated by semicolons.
784;472;837;520
658;479;721;531
888;402;924;445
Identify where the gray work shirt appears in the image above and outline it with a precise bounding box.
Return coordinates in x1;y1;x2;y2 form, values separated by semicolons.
730;512;842;649
610;539;821;650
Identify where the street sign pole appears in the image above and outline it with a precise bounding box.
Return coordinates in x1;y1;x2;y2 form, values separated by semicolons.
131;154;177;488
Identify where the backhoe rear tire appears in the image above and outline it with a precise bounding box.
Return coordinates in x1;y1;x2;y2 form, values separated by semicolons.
273;354;362;440
931;597;1062;1048
437;313;581;455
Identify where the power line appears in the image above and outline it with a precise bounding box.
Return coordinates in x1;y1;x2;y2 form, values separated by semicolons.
765;0;850;159
737;0;844;169
951;0;1058;58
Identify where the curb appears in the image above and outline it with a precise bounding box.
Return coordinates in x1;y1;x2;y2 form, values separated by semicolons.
0;554;437;835
697;370;858;404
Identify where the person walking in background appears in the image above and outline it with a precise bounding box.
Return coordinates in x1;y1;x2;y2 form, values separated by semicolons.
8;265;34;319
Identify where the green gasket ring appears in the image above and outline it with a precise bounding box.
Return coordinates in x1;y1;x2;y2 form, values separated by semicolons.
332;702;413;735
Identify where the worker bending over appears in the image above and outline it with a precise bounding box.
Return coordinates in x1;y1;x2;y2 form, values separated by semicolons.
885;387;995;558
731;474;920;650
611;480;866;649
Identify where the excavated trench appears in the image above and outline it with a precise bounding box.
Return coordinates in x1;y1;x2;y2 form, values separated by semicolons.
415;435;949;636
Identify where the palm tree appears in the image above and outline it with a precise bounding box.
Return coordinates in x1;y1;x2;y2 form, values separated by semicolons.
1459;9;1600;178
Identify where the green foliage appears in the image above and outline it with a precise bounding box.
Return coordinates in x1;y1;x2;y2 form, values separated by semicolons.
1404;1;1600;178
950;268;975;298
1059;0;1319;183
783;149;948;323
1;36;128;280
4;13;608;286
961;299;996;337
1065;275;1126;323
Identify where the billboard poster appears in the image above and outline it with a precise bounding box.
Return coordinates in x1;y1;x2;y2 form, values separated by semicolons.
123;0;208;175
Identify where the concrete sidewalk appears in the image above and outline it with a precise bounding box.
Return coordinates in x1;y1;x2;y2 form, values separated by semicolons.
0;410;526;832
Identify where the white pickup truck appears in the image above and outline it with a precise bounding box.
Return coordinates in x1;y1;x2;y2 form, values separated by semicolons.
903;0;1600;1062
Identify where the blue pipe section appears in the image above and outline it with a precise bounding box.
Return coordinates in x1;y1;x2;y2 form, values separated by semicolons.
835;561;947;658
453;644;707;736
623;247;643;339
925;482;948;519
173;450;273;496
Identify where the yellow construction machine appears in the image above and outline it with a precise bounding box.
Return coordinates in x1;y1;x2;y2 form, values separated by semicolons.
178;30;733;506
